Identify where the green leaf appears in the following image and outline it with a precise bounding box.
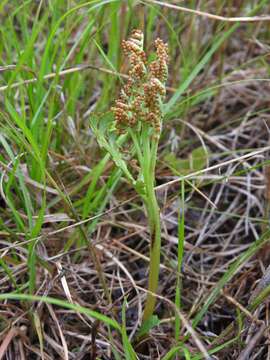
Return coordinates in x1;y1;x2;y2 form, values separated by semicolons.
164;146;208;175
33;311;44;360
134;179;146;196
161;345;191;360
0;293;121;331
121;300;138;360
137;315;160;338
90;114;135;185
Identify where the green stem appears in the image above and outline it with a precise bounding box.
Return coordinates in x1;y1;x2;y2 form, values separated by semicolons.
142;181;161;322
141;134;161;323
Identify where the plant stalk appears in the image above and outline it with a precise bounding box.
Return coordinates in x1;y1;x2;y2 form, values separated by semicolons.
142;135;161;323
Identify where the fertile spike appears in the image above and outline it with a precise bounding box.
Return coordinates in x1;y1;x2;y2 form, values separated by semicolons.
111;30;169;135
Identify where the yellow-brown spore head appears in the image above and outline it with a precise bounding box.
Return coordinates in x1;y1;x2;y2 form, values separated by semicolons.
111;30;169;135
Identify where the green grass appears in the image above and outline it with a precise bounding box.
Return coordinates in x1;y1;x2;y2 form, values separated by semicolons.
1;1;270;358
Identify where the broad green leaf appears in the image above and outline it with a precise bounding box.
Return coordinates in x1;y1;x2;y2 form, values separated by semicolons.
136;315;160;338
164;146;208;175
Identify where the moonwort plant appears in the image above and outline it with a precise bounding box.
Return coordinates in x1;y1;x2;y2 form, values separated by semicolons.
91;30;169;324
